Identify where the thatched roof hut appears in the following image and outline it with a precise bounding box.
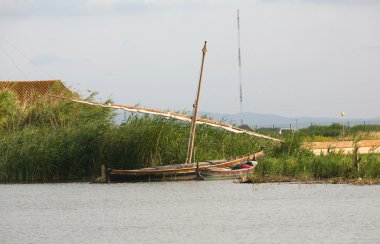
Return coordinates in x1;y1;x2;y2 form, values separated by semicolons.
0;80;73;104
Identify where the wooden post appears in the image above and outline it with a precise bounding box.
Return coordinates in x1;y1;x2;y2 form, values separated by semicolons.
186;41;207;167
310;122;314;136
101;164;106;180
353;141;361;173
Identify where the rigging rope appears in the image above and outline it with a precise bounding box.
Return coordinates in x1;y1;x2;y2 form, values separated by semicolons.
0;36;55;79
0;44;28;80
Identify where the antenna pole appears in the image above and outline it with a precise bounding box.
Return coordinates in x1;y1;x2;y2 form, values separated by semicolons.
237;9;243;125
186;41;207;171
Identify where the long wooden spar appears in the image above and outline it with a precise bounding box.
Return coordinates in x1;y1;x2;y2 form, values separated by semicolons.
50;95;283;142
186;41;207;165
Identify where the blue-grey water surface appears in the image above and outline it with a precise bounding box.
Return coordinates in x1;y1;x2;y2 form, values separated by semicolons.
1;181;379;244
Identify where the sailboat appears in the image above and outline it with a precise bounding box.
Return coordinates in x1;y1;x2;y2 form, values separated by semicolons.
52;42;281;182
107;150;264;182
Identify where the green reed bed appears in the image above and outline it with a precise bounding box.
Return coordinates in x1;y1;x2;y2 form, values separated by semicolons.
5;89;379;184
0;91;265;182
249;134;380;183
250;153;380;183
0;124;107;182
0;119;264;182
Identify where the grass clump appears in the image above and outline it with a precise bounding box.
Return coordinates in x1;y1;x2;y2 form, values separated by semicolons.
0;91;114;182
249;132;380;183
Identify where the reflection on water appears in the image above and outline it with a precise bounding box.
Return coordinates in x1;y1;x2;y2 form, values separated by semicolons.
1;181;379;244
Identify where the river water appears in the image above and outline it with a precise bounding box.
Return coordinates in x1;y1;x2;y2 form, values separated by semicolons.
1;181;379;244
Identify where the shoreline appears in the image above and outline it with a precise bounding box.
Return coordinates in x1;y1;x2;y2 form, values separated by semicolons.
2;177;380;185
241;175;380;185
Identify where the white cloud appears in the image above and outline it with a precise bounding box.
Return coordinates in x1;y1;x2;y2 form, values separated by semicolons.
0;0;28;15
0;0;25;8
30;54;70;65
144;0;185;5
86;0;121;8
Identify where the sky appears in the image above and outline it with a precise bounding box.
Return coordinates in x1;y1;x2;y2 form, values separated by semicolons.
0;0;379;119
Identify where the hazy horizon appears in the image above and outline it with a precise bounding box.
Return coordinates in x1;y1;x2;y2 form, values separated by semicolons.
1;0;379;119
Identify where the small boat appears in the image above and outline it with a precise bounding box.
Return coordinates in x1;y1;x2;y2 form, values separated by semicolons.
106;149;264;182
199;161;257;180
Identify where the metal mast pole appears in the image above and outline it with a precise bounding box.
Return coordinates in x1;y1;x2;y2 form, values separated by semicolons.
186;41;208;169
237;9;243;125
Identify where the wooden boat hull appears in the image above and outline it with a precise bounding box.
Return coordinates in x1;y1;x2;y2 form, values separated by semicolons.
199;166;256;180
107;150;263;182
107;170;197;182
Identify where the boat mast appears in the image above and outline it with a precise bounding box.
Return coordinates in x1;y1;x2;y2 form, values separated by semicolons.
186;41;207;166
237;9;243;125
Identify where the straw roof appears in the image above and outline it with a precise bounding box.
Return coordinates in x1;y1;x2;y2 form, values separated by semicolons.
0;80;72;104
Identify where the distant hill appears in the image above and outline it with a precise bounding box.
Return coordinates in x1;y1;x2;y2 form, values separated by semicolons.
200;112;380;129
114;110;379;129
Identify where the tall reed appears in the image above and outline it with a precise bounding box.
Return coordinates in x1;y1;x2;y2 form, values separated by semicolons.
103;114;264;169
